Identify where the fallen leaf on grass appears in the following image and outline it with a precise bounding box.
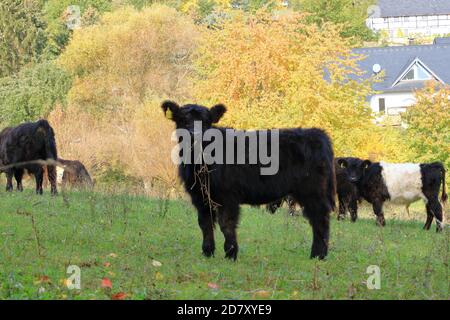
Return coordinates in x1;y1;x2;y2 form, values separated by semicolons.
253;290;270;298
207;282;219;290
108;253;118;258
60;278;70;288
111;292;127;300
152;260;162;267
155;272;164;280
35;275;51;285
103;262;111;267
101;278;112;289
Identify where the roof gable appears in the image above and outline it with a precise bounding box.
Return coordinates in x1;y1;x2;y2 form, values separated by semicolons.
392;57;443;87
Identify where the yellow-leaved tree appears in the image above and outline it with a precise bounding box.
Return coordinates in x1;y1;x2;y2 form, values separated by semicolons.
54;5;200;194
194;10;409;160
403;82;450;169
58;4;199;111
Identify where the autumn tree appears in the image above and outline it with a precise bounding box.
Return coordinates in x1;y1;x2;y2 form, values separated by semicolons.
194;10;408;160
297;0;377;43
58;5;199;112
42;0;112;56
403;83;450;169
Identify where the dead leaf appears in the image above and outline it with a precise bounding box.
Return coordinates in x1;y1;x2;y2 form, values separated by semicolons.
101;277;112;289
103;262;111;267
111;292;127;300
108;253;118;258
155;272;164;280
207;282;220;290
152;260;162;267
35;275;51;285
254;290;270;298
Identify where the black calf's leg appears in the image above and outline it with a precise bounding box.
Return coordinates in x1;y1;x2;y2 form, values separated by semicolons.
266;199;282;214
337;194;347;221
47;164;57;195
197;206;216;257
34;167;44;195
218;204;239;260
14;168;24;192
287;196;297;216
349;198;358;222
5;170;13;192
300;197;330;260
372;201;386;227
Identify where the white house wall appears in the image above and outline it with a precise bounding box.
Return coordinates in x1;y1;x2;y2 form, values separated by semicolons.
367;15;450;41
369;92;417;114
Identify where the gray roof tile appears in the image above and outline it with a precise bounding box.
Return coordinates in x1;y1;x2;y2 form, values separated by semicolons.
377;0;450;17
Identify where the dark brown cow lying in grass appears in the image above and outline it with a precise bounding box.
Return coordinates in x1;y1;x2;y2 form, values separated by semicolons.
0;120;58;195
43;158;93;189
58;158;93;189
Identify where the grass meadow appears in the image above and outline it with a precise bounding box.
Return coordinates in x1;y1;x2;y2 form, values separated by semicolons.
0;189;448;300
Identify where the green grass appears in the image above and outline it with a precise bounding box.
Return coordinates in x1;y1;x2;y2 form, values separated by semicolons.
0;189;448;300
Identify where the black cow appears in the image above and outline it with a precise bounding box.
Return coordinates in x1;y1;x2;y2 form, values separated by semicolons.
335;157;362;222
0;120;58;195
269;157;363;221
341;160;447;231
162;101;336;260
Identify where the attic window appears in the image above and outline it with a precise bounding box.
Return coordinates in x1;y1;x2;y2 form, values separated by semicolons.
401;62;432;81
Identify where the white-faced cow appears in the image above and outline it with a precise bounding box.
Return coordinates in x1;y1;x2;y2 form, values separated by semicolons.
341;160;447;231
162;101;336;260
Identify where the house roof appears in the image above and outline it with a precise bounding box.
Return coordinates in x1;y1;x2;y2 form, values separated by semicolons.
434;37;450;44
376;0;450;18
353;42;450;92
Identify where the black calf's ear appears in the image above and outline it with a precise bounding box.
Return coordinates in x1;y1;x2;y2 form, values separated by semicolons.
161;101;179;120
337;158;348;168
362;160;372;169
210;104;226;123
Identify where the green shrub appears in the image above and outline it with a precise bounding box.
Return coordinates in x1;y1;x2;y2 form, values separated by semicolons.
0;61;72;126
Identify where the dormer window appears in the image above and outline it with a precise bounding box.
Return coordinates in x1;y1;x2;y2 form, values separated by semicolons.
391;57;443;88
400;62;432;81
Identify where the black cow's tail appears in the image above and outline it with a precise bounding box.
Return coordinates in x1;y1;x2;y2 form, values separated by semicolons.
440;164;447;204
37;119;57;161
328;148;337;212
303;128;336;212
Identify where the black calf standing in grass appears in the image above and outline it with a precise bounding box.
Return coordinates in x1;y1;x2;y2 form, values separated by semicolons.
335;157;363;222
162;101;336;260
341;159;447;231
269;157;362;221
0;120;58;195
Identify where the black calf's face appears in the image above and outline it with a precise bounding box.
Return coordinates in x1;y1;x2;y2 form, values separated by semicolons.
161;101;226;133
338;158;371;183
